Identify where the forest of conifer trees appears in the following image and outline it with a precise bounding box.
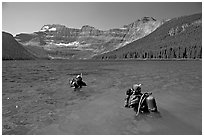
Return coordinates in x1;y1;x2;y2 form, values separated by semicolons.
101;45;202;60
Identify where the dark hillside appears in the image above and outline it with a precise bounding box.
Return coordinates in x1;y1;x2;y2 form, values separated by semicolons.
24;45;49;59
2;32;37;60
94;13;202;59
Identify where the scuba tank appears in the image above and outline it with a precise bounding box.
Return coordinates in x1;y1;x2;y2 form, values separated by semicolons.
146;95;157;112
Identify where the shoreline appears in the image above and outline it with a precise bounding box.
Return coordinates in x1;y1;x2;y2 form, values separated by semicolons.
2;58;202;61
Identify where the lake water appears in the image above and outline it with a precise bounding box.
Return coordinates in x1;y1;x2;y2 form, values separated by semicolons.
2;60;202;134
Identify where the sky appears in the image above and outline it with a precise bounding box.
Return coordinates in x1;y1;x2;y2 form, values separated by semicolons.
2;2;202;35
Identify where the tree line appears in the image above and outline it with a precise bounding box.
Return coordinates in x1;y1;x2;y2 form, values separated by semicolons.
101;45;202;60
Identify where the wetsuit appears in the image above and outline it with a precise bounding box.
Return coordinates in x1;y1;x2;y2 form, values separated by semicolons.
125;88;133;107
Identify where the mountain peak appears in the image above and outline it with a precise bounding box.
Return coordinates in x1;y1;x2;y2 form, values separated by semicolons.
81;25;96;30
123;16;158;29
40;24;67;32
139;17;156;22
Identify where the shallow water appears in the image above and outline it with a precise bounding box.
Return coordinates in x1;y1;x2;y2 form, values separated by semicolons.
2;60;202;134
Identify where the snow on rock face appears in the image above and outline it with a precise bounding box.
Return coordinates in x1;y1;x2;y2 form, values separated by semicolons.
49;28;57;31
119;27;128;30
40;25;57;32
40;26;50;32
55;41;80;47
42;26;49;30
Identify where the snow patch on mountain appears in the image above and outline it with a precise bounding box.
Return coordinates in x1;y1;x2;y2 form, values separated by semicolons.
42;26;49;30
40;25;57;32
44;40;93;52
119;27;128;30
49;28;57;31
55;41;80;47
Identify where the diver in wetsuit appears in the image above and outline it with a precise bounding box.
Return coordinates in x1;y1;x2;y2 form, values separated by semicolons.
70;74;87;89
75;74;87;88
124;84;142;108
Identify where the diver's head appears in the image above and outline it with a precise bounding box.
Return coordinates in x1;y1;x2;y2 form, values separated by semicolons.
76;75;81;78
132;84;141;92
76;74;82;81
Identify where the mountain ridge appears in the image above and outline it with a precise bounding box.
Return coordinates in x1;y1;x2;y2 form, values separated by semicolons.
5;13;201;60
14;16;164;59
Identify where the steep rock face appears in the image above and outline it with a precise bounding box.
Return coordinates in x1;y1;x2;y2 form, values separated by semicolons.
40;24;79;43
15;16;163;59
2;32;36;60
80;25;104;36
94;13;202;60
120;17;164;47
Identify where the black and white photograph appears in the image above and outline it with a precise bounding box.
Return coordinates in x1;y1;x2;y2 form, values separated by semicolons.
2;1;202;135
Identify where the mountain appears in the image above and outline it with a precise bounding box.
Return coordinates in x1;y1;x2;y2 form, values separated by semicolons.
93;13;202;60
118;17;163;48
2;31;37;60
15;17;164;59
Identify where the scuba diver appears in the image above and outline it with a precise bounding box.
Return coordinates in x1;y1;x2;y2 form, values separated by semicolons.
124;84;158;116
124;84;142;108
70;73;87;89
